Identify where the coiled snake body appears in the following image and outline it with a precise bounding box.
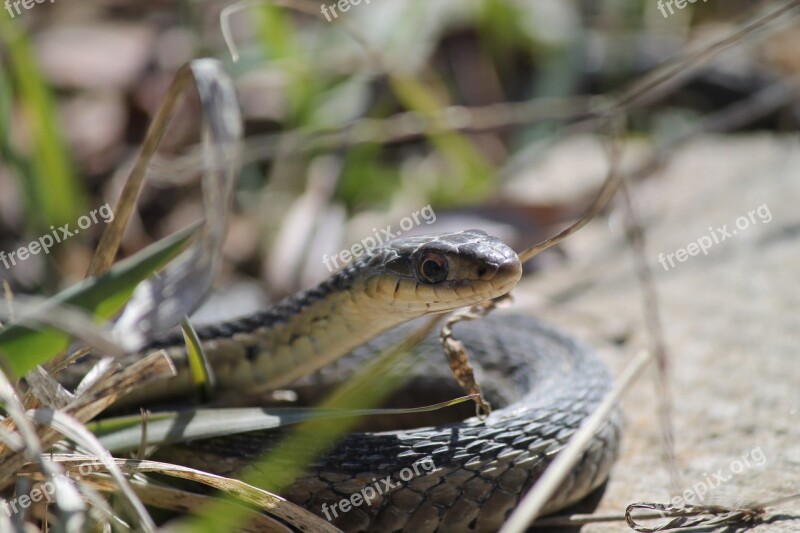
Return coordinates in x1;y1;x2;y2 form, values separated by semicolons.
73;230;622;531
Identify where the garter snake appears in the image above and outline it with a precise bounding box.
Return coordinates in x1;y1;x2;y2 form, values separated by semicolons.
68;229;622;531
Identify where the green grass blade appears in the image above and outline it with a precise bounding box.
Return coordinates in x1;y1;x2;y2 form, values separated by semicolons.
174;317;442;533
390;75;495;205
0;16;87;229
181;317;217;399
0;223;200;377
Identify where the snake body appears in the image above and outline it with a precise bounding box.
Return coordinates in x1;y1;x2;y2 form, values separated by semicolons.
70;230;622;531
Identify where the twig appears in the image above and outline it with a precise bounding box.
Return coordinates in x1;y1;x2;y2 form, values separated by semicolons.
620;181;681;495
499;350;654;533
439;294;512;418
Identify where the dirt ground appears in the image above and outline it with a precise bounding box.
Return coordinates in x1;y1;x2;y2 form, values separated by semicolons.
512;135;800;532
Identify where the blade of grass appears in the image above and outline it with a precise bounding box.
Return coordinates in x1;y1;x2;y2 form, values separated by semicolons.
0;359;87;528
173;316;441;532
0;16;87;229
28;455;340;533
30;409;156;532
390;75;495;205
0;223;198;377
0;351;176;492
107;59;242;350
87;59;241;279
0;295;127;360
91;395;478;452
90;478;289;532
181;317;217;400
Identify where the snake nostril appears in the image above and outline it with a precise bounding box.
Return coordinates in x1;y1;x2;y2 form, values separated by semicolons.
477;263;501;280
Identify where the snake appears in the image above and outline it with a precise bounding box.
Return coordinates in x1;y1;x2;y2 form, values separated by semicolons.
68;229;622;532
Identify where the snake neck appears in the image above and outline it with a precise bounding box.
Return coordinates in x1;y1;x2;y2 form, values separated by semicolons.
155;266;407;392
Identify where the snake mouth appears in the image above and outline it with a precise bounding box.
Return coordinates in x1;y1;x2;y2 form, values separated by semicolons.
490;257;523;294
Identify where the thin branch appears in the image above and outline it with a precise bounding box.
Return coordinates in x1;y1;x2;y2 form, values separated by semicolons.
499;350;653;533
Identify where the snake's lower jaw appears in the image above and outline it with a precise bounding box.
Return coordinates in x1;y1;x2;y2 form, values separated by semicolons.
445;257;522;311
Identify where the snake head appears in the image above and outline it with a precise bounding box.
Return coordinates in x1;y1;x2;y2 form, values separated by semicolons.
356;229;522;316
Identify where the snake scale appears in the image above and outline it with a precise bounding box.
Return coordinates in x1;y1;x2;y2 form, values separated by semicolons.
69;229;622;532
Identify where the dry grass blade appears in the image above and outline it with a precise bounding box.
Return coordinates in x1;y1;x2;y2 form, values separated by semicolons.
0;351;175;491
439;295;513;418
516;121;624;264
500;350;653;533
0;362;87;529
94;395;478;453
67;478;128;531
95;480;292;532
625;501;764;532
74;357;115;396
25;366;74;410
612;0;800;113
0;364;43;458
500;4;800;531
221;0;374;63
29;409;156;532
86;58;237;277
0;425;24;452
66;352;176;418
22;455;341;533
111;59;242;351
620;180;681;496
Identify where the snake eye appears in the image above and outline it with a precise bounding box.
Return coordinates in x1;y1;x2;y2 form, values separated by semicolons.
417;253;448;284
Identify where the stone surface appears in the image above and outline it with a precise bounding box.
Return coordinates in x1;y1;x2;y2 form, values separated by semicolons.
512;135;800;531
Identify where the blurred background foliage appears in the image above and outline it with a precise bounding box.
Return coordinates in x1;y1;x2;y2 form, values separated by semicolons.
0;0;797;306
